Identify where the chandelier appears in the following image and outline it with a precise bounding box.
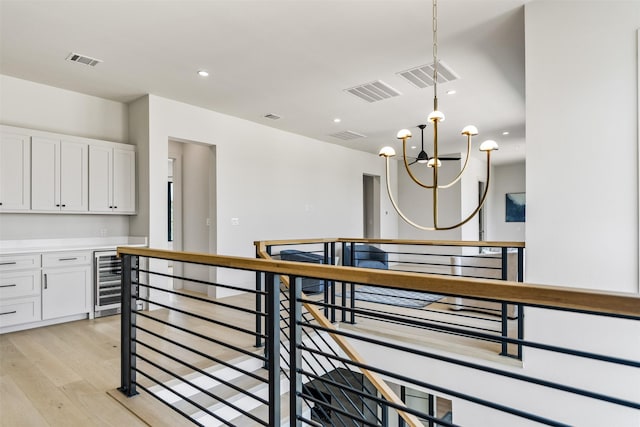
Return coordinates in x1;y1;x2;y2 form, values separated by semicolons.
378;0;499;231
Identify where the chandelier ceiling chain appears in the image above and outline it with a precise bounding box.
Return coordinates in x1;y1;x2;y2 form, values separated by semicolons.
378;0;500;231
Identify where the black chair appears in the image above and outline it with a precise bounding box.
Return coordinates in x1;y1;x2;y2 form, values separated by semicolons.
343;244;388;270
279;249;326;294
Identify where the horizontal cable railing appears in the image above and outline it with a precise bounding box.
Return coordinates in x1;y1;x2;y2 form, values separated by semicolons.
120;246;640;426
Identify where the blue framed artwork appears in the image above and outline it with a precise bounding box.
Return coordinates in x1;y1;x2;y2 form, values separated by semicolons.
505;192;525;222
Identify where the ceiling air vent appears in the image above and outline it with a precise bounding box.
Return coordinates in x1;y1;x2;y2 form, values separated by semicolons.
329;130;367;141
397;61;459;89
263;113;281;120
65;52;102;67
344;80;401;103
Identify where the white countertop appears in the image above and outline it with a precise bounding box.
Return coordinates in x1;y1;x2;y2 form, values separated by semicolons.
0;236;148;254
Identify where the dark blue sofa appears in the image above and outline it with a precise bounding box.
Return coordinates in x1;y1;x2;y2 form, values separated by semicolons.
279;249;326;294
343;245;388;270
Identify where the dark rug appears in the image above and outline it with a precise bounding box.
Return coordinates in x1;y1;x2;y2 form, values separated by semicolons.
338;285;443;308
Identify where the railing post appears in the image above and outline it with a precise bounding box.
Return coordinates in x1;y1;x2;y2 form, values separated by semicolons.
398;385;406;427
500;247;509;356
256;246;272;349
517;247;525;360
323;243;330;319
349;242;356;324
266;272;281;426
289;275;302;427
118;254;138;397
330;241;336;323
341;241;348;323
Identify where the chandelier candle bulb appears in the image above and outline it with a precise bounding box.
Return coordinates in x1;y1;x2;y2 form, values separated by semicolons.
461;125;479;136
427;110;445;122
479;140;499;152
396;129;412;139
378;146;396;157
427;158;442;168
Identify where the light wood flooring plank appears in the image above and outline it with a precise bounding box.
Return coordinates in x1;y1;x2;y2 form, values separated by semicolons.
61;380;147;427
0;375;50;427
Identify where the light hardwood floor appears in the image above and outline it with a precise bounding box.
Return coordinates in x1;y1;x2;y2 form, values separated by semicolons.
0;291;261;427
1;315;148;427
1;289;517;426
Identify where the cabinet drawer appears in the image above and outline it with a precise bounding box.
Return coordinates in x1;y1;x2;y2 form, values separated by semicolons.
42;251;91;267
0;297;41;327
0;271;41;299
0;253;40;271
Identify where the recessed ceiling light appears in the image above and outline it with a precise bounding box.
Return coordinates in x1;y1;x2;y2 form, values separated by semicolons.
446;89;456;95
197;70;209;77
502;131;510;135
334;118;341;123
411;146;417;149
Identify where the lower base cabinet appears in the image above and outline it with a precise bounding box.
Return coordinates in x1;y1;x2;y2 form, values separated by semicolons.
42;266;91;320
0;297;41;327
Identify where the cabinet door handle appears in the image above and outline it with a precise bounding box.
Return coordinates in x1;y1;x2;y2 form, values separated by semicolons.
0;261;16;266
61;204;66;207
0;284;17;288
56;204;60;207
59;257;78;261
44;274;48;290
0;311;16;316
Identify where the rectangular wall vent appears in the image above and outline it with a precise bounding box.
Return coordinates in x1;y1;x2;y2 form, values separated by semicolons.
344;80;401;103
65;52;102;67
329;130;367;140
397;61;459;89
263;113;281;120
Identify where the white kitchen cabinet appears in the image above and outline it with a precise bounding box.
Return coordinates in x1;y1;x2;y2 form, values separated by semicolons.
0;132;31;211
41;251;91;320
31;136;89;212
89;145;136;214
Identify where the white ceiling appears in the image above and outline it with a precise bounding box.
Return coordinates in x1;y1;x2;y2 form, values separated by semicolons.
0;0;528;164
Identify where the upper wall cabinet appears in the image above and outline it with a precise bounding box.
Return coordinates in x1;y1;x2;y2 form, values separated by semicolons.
0;133;31;211
0;125;136;215
89;145;136;214
31;137;89;212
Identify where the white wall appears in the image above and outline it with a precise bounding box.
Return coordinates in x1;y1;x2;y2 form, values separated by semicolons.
486;162;525;242
0;75;132;240
0;75;128;143
130;94;398;295
525;2;638;293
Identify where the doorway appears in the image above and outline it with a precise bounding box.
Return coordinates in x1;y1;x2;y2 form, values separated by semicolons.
363;174;381;239
168;139;217;294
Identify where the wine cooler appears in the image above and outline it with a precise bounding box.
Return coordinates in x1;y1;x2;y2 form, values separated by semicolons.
94;250;122;317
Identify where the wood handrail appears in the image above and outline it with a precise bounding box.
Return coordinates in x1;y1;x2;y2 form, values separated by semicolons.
254;241;423;427
118;246;640;319
254;237;525;248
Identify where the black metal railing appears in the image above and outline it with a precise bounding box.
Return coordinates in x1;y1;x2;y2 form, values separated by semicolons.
118;253;281;426
119;246;640;426
259;238;524;359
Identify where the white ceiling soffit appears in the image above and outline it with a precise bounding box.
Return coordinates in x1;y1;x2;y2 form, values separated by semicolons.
344;80;401;103
329;130;367;140
65;52;102;67
397;61;458;89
